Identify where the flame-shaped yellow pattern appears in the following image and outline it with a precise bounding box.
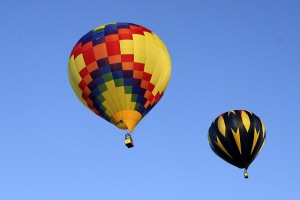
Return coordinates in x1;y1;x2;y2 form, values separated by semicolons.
241;110;251;132
217;116;226;137
215;136;232;159
231;127;242;155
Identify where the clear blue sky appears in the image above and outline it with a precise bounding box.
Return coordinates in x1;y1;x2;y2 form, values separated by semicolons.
1;0;299;199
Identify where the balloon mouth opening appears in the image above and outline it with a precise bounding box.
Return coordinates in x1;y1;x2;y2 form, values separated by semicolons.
111;110;143;132
116;120;128;130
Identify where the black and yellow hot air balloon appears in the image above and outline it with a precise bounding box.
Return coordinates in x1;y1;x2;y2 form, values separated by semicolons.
208;110;266;178
68;22;171;148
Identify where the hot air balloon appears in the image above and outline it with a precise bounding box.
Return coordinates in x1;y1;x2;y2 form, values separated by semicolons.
208;110;266;178
68;22;171;148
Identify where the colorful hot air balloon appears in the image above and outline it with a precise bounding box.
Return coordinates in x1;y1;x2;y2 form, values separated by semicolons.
208;110;266;178
68;22;171;147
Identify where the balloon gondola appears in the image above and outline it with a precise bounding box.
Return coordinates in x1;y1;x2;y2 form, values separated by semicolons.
208;110;266;178
68;22;171;148
125;133;134;148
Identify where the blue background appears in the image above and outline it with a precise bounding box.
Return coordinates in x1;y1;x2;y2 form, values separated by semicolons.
1;0;299;199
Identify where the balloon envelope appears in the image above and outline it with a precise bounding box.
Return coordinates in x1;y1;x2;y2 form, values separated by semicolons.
68;22;171;132
208;110;266;170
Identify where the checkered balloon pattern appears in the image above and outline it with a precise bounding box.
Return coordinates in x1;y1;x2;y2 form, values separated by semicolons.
68;22;171;132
